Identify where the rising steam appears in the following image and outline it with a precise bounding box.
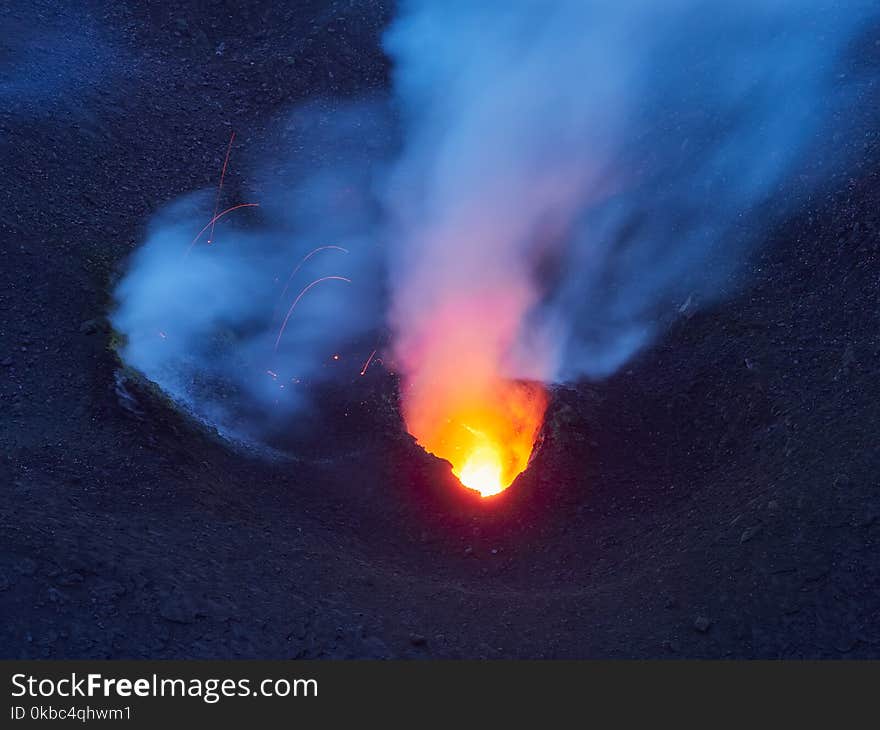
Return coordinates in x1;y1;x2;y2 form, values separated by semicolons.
381;0;874;491
384;0;874;382
112;101;389;445
113;1;875;463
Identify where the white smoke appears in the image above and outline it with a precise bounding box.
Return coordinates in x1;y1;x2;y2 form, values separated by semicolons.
112;0;876;444
112;101;390;444
383;0;875;381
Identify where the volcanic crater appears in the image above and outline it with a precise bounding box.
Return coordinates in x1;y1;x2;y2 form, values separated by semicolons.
1;0;878;660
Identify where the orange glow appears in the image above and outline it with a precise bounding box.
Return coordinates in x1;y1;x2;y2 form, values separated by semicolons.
397;293;548;497
208;130;236;244
458;440;505;496
413;379;546;497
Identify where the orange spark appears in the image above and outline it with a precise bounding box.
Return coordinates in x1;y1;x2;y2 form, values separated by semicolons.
184;202;259;259
208;130;236;244
274;276;351;351
359;348;377;376
277;245;349;306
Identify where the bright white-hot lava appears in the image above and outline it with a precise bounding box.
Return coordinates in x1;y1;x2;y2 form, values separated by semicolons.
393;290;548;497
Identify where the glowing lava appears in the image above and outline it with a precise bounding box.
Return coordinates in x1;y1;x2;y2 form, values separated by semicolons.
394;285;549;498
457;441;505;497
403;370;548;498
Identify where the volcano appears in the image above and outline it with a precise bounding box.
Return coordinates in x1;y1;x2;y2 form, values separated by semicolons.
1;0;879;663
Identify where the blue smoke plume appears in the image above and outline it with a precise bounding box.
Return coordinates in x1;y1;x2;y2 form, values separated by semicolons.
112;0;877;443
383;0;876;381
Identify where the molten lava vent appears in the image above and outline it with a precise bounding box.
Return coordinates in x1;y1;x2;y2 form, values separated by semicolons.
408;376;546;497
110;0;876;509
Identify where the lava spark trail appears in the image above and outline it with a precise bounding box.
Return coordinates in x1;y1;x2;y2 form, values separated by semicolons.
183;202;260;259
277;245;349;306
274;276;351;351
359;348;377;376
208;130;236;244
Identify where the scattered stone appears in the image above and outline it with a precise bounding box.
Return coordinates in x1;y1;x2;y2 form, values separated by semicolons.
664;596;678;609
678;293;698;319
40;630;59;647
79;318;105;335
694;616;712;633
840;344;856;371
158;592;198;624
410;634;427;647
91;579;126;603
15;558;37;576
57;572;84;586
47;587;67;604
360;636;391;660
0;571;11;591
114;370;143;416
767;500;779;512
740;525;763;543
1;356;12;367
661;639;679;653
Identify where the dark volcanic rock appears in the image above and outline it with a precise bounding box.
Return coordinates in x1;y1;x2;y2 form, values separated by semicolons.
0;0;877;662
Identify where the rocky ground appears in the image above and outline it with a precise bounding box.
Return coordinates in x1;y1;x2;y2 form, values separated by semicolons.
1;0;878;658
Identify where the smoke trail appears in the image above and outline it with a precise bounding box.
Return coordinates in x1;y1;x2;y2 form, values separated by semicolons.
111;101;390;445
383;0;876;384
113;0;876;458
